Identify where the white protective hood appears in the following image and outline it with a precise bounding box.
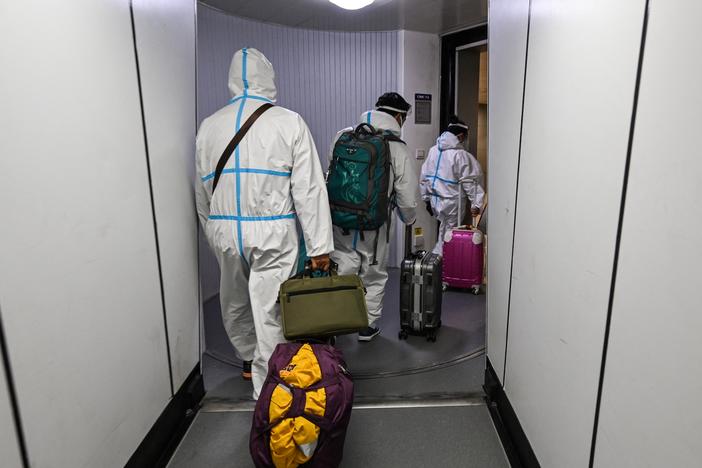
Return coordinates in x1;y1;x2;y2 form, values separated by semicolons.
228;48;277;102
359;110;402;136
437;131;466;151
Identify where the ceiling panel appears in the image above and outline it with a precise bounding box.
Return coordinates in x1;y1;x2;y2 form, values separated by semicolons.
200;0;487;33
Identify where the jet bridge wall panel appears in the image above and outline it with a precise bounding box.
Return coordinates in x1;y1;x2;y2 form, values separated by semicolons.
485;0;530;384
132;0;199;391
594;1;702;466
0;332;22;468
502;0;647;466
0;1;174;466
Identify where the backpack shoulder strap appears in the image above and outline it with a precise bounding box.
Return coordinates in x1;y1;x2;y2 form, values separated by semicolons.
212;102;274;192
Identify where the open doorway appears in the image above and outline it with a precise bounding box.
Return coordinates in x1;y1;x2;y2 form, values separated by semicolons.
441;25;489;226
455;40;489;290
439;23;489;314
456;42;488;194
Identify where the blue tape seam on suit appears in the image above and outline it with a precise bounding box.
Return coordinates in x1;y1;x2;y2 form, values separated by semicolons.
209;213;297;222
229;95;272;105
430;148;444;198
233;49;247;260
426;175;458;185
201;168;291;182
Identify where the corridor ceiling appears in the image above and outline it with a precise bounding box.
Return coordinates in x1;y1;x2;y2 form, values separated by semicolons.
200;0;487;33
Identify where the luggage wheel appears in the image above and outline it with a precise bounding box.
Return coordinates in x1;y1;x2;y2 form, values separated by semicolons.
471;286;481;295
426;330;437;343
442;282;449;292
398;330;409;340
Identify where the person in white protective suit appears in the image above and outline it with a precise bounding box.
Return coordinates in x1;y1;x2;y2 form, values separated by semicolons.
329;92;419;342
195;48;334;399
420;115;485;256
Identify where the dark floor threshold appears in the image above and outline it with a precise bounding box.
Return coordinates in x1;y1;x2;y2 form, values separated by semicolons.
126;364;205;468
484;358;540;468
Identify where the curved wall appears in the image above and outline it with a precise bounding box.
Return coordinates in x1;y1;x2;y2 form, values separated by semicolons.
198;4;399;158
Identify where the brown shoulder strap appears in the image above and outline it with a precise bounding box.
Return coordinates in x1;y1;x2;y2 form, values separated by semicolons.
212;102;274;192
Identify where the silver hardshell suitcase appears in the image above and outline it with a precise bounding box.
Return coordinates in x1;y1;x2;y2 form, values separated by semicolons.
399;226;443;342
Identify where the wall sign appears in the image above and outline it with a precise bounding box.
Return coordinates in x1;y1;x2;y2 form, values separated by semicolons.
415;93;432;125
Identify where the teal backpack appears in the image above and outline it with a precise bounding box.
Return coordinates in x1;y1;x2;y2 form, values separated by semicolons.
327;123;404;262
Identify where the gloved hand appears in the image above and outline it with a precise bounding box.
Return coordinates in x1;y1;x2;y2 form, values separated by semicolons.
425;201;434;216
310;254;331;272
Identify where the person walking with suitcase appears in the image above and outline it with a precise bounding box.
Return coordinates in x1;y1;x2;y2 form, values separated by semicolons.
420;115;485;256
327;92;419;342
195;48;333;399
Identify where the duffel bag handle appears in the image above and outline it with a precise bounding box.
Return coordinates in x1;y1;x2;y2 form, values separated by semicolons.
297;260;339;279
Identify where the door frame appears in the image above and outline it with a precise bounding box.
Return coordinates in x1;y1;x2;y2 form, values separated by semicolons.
440;24;488;131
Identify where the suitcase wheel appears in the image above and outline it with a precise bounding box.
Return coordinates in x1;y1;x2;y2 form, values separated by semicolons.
398;330;409;340
471;286;481;295
442;282;449;292
426;330;437;343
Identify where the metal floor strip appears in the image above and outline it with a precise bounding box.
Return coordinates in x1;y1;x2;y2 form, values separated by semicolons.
353;395;486;410
203;347;486;381
201;392;486;413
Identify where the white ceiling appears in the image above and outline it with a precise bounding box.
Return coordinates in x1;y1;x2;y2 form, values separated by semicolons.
200;0;487;34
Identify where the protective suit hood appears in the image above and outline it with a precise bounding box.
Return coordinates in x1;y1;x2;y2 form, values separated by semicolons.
360;110;402;136
437;131;465;151
228;48;277;102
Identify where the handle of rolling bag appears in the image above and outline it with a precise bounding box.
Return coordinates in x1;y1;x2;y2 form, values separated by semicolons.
473;200;487;231
211;103;274;192
457;175;479;228
404;224;413;258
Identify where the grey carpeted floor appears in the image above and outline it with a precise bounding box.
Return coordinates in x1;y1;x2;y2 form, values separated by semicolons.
202;268;486;396
202;351;487;407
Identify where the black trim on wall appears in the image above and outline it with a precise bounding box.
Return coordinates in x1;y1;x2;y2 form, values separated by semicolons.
485;358;540;468
439;24;488;132
126;364;204;468
588;2;650;466
0;305;30;468
503;0;533;386
129;0;175;396
194;0;203;373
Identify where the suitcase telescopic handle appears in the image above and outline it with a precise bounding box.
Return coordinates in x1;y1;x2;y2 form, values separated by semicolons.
404;224;413;258
473;200;487;230
457;175;480;228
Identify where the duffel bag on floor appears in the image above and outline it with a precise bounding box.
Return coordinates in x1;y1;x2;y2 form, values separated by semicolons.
250;342;354;468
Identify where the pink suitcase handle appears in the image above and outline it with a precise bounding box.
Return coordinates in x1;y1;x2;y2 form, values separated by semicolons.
457;175;483;229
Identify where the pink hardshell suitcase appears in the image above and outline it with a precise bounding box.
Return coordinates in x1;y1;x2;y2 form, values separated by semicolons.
442;228;484;293
442;177;485;294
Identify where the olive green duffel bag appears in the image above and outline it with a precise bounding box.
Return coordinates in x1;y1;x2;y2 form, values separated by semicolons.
279;265;368;340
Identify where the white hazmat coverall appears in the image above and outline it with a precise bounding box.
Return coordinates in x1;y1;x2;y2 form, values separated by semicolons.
329;110;418;327
195;48;333;398
420;131;485;255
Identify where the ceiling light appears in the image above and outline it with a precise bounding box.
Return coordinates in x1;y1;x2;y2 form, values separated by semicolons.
329;0;375;10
